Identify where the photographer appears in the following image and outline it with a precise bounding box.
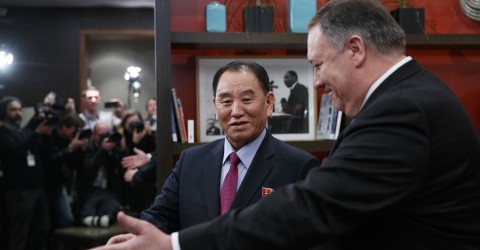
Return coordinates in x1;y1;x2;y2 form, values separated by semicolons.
119;110;156;216
76;122;126;227
104;98;126;129
37;113;88;238
0;96;53;250
36;91;76;127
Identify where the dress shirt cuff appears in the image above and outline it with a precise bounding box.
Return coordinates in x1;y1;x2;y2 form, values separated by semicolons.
171;232;181;250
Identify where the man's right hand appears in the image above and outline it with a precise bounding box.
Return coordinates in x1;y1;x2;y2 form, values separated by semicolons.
35;121;53;135
89;212;173;250
121;147;150;169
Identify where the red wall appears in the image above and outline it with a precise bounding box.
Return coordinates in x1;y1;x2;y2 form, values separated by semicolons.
169;0;480;133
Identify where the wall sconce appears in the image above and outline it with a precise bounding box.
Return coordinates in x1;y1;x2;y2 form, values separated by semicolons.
0;48;14;71
124;66;142;107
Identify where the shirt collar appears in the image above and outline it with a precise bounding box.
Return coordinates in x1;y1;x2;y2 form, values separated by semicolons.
223;129;266;169
358;56;412;111
290;82;299;90
83;111;99;120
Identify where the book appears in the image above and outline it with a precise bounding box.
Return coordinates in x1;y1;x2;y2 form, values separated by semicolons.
177;97;188;143
187;119;194;143
171;88;185;143
317;93;342;140
171;104;178;143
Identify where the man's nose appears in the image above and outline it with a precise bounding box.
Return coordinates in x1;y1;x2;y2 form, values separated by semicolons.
231;101;244;116
313;76;325;89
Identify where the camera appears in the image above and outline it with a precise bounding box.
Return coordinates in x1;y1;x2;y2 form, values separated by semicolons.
78;129;92;140
100;131;122;144
129;120;145;133
104;101;120;108
35;101;66;125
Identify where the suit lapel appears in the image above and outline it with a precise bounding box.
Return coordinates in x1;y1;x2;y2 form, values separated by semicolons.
203;140;224;219
231;133;275;209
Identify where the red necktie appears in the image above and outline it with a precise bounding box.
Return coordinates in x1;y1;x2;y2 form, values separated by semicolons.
220;152;240;215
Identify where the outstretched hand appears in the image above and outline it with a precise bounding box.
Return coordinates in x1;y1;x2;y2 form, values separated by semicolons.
121;147;150;169
89;212;172;250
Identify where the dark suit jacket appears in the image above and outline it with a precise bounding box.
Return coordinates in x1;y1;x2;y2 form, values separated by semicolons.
140;131;320;233
179;60;480;250
286;83;309;133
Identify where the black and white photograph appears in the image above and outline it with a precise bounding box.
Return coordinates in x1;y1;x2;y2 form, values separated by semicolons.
197;56;316;142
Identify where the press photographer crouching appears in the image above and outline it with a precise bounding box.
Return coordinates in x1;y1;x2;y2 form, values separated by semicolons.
76;122;127;227
37;113;89;244
0;96;53;250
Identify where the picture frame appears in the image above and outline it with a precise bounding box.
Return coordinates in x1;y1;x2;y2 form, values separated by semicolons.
196;56;316;142
317;93;343;140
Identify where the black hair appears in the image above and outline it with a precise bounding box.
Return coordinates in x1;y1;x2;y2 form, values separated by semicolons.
59;113;86;128
286;70;298;79
211;61;270;97
0;96;21;120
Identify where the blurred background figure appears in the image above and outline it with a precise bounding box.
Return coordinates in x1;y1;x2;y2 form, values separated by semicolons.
37;112;88;246
104;98;127;130
145;97;156;132
205;117;220;136
0;96;53;250
119;109;156;216
76;122;125;227
79;86;115;131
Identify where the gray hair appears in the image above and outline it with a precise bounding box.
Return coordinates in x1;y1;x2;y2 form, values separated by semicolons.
308;0;406;55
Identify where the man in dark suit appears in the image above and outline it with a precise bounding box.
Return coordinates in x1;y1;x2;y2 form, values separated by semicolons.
93;1;480;250
282;70;309;133
106;61;320;236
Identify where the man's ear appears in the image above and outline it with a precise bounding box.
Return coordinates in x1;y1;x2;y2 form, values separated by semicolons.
266;92;275;116
213;97;219;120
347;35;366;67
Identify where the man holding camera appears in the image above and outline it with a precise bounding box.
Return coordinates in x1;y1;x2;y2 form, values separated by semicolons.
37;113;89;235
0;96;53;250
119;110;156;217
76;122;126;227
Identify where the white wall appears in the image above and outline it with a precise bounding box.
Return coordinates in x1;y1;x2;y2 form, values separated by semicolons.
88;38;155;119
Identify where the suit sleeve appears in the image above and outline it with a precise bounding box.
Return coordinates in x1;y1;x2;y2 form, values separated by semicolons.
140;151;184;233
131;153;157;187
178;95;430;249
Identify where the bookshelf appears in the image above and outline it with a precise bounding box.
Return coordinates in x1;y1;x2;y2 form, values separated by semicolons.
170;32;480;49
155;0;480;191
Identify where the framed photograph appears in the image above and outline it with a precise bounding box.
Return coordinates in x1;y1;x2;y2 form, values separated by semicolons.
197;56;316;142
317;93;343;140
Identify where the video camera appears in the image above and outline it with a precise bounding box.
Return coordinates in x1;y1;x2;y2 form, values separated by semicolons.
100;131;122;144
78;129;92;140
104;101;121;109
35;92;67;125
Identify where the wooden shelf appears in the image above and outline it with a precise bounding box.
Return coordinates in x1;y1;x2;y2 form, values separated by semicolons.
158;17;480;188
173;140;335;154
171;32;480;50
406;34;480;48
171;32;308;50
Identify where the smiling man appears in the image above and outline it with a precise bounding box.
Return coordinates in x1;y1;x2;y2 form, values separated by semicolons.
128;61;319;234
